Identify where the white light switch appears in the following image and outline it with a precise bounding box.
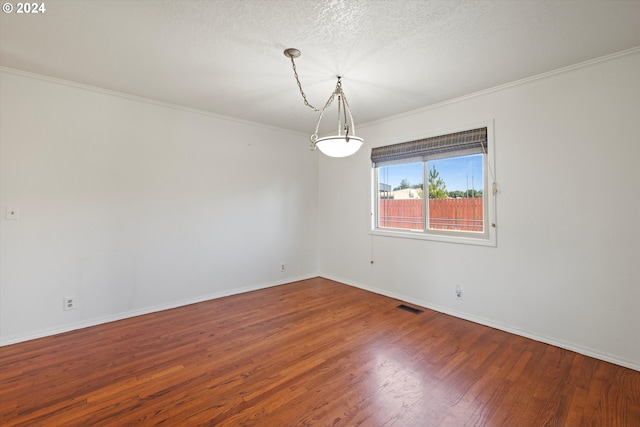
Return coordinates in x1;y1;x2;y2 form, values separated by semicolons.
6;206;19;220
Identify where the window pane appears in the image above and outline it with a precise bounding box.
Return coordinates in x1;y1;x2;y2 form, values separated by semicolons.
427;154;484;232
377;162;424;230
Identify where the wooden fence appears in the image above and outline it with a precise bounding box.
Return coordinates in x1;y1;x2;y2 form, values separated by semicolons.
379;198;483;232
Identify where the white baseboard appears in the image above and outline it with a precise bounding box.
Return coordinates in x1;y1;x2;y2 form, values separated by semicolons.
320;274;640;373
0;273;317;347
5;273;637;373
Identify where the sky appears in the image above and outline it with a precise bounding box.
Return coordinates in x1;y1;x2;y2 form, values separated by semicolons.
378;154;483;192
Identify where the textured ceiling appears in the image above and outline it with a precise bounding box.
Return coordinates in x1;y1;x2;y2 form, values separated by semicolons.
1;0;640;136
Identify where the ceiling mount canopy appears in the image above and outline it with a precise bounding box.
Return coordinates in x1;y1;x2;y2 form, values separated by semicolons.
284;48;363;158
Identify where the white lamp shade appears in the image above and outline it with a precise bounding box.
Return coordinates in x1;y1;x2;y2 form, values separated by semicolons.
315;135;363;158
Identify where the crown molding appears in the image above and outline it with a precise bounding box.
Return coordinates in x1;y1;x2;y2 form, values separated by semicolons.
360;46;640;129
0;66;305;137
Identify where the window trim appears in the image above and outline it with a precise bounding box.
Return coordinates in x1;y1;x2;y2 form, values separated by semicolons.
370;120;497;247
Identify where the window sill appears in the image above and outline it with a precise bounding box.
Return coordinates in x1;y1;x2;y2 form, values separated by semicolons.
369;228;496;247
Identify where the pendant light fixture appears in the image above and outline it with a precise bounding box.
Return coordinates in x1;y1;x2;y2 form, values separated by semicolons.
284;48;363;158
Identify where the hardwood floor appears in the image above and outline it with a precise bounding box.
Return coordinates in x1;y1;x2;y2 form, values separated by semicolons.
1;277;639;426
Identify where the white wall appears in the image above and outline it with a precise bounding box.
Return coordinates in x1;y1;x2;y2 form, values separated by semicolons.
0;70;318;344
318;51;640;370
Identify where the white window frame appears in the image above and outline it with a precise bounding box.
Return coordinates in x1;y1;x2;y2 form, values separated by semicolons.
370;121;497;247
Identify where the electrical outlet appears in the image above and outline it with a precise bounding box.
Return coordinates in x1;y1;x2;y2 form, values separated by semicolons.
280;263;286;272
455;284;463;300
63;296;77;311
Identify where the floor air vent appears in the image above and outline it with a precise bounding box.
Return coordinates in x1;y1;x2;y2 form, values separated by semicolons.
397;304;423;314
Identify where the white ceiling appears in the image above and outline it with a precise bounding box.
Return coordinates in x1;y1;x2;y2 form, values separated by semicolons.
1;0;639;135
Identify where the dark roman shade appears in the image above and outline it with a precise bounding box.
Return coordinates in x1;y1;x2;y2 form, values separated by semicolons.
371;127;487;166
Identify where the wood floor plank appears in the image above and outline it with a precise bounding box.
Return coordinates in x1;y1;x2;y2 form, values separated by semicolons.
1;277;639;426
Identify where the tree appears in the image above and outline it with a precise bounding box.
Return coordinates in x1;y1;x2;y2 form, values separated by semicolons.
428;166;448;199
393;178;411;191
448;189;483;198
448;190;466;199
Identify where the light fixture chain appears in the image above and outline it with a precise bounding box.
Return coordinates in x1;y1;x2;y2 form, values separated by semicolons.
289;56;319;112
283;48;363;157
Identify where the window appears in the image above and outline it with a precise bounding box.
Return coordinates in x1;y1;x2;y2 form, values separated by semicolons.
371;124;496;246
